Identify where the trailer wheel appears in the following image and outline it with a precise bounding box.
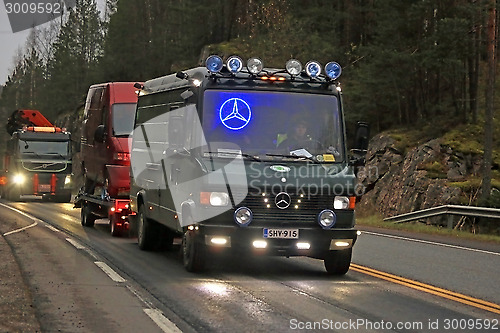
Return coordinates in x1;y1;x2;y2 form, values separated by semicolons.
137;204;157;250
110;215;122;237
182;218;205;272
324;248;352;275
81;202;96;227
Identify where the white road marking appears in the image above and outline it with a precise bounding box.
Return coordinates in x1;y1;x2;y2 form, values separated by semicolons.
126;285;154;308
94;261;126;283
0;202;182;333
143;308;182;333
3;221;38;236
45;224;60;233
362;231;500;256
66;238;86;249
0;202;43;236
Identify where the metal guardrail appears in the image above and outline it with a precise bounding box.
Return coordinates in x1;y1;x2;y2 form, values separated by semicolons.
383;205;500;228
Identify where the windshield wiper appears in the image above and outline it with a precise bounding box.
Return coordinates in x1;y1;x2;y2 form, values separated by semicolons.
45;152;67;159
205;151;261;162
266;153;319;163
22;151;40;157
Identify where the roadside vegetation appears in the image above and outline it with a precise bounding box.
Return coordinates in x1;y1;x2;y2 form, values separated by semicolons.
358;214;500;244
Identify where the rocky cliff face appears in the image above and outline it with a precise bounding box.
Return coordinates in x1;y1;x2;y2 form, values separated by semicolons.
357;133;483;218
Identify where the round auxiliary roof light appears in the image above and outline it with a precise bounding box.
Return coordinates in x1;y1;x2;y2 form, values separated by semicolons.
206;55;223;73
286;59;302;76
227;55;243;74
325;61;342;80
305;60;322;78
247;57;263;75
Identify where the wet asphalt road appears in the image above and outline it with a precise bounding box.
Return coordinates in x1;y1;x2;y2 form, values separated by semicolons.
1;200;499;332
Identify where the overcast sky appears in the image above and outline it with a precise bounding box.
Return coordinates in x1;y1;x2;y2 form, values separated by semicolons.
0;1;106;86
0;7;30;85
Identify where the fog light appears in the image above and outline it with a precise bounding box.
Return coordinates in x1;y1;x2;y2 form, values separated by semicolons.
318;209;336;229
234;207;252;227
211;237;227;245
253;240;267;249
335;241;351;247
296;242;310;250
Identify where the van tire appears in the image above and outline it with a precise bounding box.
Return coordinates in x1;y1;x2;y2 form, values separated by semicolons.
137;204;157;250
182;217;205;272
324;248;352;275
81;202;96;227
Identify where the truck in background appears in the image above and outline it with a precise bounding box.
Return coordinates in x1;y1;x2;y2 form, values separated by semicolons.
0;109;73;202
75;82;140;236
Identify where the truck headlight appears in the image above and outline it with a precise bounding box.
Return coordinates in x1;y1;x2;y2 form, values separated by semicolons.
234;207;252;227
64;175;71;185
318;209;336;229
13;174;25;184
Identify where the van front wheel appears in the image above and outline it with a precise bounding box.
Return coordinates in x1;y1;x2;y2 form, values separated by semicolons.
324;248;352;275
182;223;205;272
137;205;157;250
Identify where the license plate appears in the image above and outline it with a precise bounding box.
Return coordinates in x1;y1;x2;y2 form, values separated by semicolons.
263;228;299;239
38;184;51;192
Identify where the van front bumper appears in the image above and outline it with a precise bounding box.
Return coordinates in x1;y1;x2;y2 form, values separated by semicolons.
189;224;357;258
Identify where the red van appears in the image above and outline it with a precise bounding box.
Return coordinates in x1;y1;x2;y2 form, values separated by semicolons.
81;82;140;198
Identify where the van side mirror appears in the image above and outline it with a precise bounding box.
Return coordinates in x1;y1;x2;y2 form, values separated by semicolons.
354;121;370;151
94;125;106;143
350;121;370;166
168;116;184;149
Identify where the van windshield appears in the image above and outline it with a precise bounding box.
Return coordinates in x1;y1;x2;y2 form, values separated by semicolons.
202;90;344;162
112;103;137;136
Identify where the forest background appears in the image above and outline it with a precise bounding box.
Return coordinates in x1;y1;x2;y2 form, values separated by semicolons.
0;0;498;208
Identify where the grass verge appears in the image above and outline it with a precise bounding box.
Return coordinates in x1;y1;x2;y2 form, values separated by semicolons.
357;215;500;244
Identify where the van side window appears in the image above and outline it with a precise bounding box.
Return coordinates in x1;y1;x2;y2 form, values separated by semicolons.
86;87;104;144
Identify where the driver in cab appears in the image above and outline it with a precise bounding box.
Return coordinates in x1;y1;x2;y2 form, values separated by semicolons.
277;119;316;152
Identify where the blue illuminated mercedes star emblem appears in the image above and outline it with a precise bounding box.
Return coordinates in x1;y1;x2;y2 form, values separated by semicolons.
219;98;251;130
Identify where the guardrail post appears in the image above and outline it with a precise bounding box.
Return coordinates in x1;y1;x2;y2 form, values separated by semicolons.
447;215;454;229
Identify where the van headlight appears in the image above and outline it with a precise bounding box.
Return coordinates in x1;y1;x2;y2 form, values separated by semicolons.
200;192;229;206
13;174;25;184
334;196;350;210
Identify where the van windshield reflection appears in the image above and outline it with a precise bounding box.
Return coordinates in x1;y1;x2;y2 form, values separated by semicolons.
202;90;344;162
